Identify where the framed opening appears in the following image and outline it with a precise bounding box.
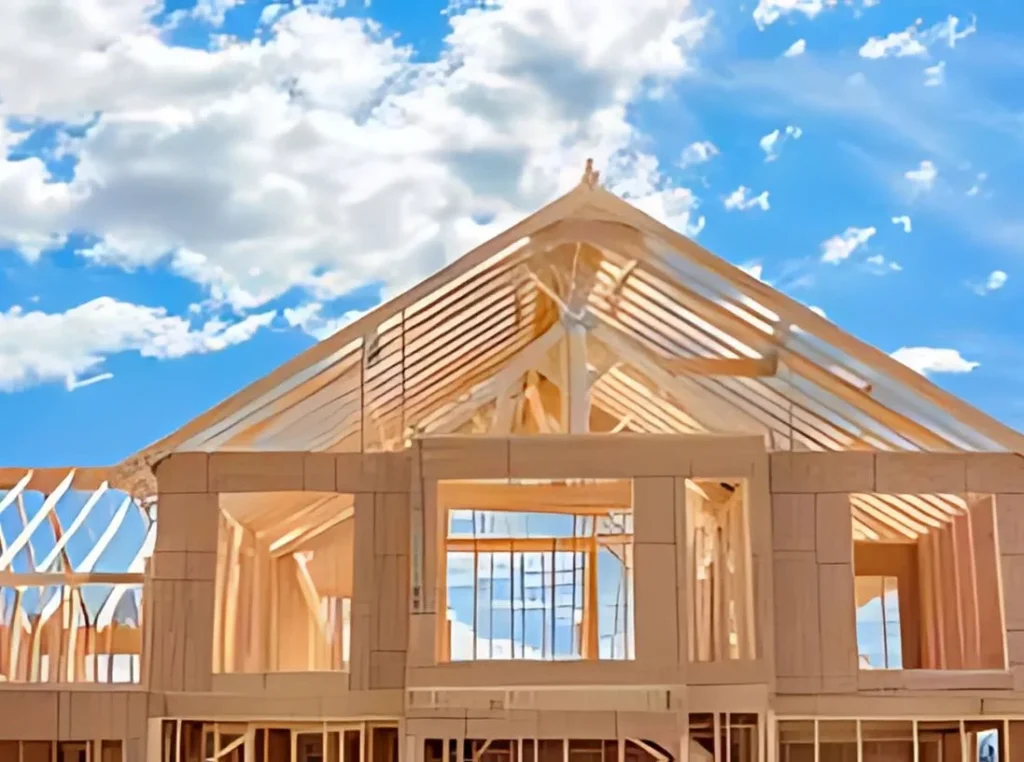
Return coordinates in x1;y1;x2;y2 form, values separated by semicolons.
850;493;1005;671
686;478;756;663
438;479;635;661
213;491;354;673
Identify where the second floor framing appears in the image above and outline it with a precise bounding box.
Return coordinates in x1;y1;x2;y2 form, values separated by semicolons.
3;441;1024;699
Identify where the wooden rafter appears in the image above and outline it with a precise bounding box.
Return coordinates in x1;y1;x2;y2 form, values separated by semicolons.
111;160;1022;460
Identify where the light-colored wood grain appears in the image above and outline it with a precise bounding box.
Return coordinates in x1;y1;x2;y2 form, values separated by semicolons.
815;493;852;564
773;551;820;678
817;563;857;686
874;453;966;494
771;494;816;552
633;477;675;545
770;452;874;494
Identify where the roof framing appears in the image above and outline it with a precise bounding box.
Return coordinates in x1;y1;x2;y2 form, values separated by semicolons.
130;161;1024;460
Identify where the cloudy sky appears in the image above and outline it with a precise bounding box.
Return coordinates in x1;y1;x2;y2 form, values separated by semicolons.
1;0;1020;465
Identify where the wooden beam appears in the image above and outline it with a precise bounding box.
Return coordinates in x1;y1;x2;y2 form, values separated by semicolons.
438;480;632;512
667;355;778;378
565;319;590;432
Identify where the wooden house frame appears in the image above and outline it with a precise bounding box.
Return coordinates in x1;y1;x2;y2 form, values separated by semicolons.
3;162;1024;761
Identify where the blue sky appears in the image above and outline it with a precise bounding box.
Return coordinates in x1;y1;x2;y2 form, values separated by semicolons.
0;0;1021;465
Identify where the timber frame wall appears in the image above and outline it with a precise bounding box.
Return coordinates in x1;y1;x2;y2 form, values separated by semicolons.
5;437;1024;759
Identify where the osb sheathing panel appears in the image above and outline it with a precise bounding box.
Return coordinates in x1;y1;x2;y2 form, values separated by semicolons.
158;451;413;494
633;477;680;669
418;433;763;480
874;453;967;494
155;688;404;719
0;690;145;742
405;661;684;689
770;452;874;494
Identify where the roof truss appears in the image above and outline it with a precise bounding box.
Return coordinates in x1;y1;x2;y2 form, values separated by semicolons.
133;163;1024;459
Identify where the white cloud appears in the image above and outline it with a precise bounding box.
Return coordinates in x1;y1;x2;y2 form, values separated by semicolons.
859;20;928;59
0;0;711;318
905;160;937;191
724;186;770;212
783;39;806;57
820;226;876;264
759;124;802;162
0;298;275;392
859;15;977;60
753;0;834;30
890;347;979;376
283;302;367;340
864;253;902;274
680;140;719;167
739;262;764;280
170;0;246;27
935;14;977;48
66;372;115;392
967;172;987;197
891;215;912;233
924;61;945;87
971;269;1008;296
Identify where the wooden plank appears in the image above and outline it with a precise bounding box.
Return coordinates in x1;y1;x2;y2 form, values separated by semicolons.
771;494;815;552
303;453;337;492
997;493;1024;555
874;453;967;494
419;437;509;480
375;554;410;652
970;495;1007;669
952;511;981;668
154;453;209;494
967;454;1024;493
1002;555;1024;631
772;552;820;678
634;477;675;545
666;355;778;377
817;563;857;688
507;434;692;478
208;452;304;493
182;579;215;692
815;493;852;564
375;492;410;557
634;542;679;666
770;453;874;494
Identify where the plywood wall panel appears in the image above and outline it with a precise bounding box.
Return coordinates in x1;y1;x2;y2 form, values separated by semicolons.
773;552;820;678
634;542;679;666
967;454;1024;493
816;494;852;564
817;563;857;687
155;452;209;494
634;477;675;544
182;579;216;691
770;452;874;493
353;493;376;605
375;492;410;556
874;453;966;494
772;494;815;552
997;494;1024;555
375;553;410;652
208;452;305;492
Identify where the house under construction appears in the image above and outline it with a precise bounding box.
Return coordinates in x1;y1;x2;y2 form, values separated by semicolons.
3;162;1024;761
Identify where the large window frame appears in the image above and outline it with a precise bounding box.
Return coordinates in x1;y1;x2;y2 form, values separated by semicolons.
437;479;635;662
